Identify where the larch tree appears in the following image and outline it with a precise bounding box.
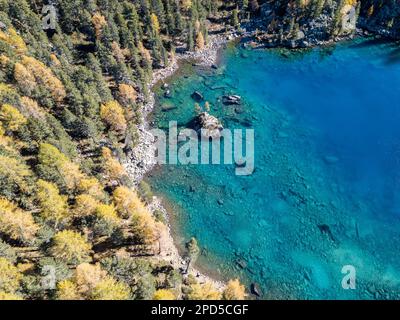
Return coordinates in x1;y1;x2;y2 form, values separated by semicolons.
92;13;107;38
0;257;23;294
50;230;92;265
223;279;246;300
187;281;221;300
36;179;70;226
100;101;127;133
195;31;205;50
0;197;39;245
153;289;176;300
101;147;127;183
56;263;130;300
0;104;27;132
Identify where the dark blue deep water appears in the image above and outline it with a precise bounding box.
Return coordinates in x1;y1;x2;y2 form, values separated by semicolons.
147;38;400;299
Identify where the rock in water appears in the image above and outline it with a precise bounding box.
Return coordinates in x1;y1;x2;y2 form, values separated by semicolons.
196;112;223;139
250;283;262;297
164;89;172;98
191;91;204;101
222;95;241;105
236;259;247;269
161;104;177;112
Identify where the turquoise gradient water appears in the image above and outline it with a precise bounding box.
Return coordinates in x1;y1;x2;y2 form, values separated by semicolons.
147;38;400;299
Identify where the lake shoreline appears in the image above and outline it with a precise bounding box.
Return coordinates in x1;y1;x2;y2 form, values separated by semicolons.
125;31;238;293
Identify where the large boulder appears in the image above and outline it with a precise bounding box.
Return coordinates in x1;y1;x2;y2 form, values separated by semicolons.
341;5;357;35
191;91;204;101
193;112;223;139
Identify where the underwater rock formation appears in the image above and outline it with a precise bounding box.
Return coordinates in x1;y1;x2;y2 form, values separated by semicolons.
189;112;224;139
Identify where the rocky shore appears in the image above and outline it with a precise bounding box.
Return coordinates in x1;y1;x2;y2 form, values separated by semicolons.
124;31;237;292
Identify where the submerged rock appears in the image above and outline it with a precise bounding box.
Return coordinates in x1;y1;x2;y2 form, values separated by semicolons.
318;224;336;242
236;259;247;269
222;95;241;105
164;89;172;98
191;91;204;101
250;283;262;297
161;104;177;112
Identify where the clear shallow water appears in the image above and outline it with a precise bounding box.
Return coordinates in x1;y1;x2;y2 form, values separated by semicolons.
147;38;400;299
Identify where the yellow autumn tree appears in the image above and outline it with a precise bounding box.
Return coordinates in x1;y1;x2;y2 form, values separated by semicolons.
299;0;311;7
0;155;33;193
188;282;221;300
131;209;160;245
153;289;176;300
38;143;84;190
77;177;105;200
50;54;61;67
118;84;137;105
20;55;66;102
90;277;130;300
112;186;160;244
100;101;127;133
223;279;246;300
0;28;27;54
0;104;27;131
111;41;127;63
56;263;130;300
74;263;107;294
14;63;37;95
138;41;152;63
19;97;44;120
181;0;192;11
101;147;126;182
112;186;144;218
37;179;69;226
92;13;107;38
151;14;160;34
56;280;81;300
0;197;39;244
196;32;205;51
73;194;99;217
50;230;92;265
0;291;23;300
0;54;10;65
367;5;374;17
94;203;121;234
0;257;23;294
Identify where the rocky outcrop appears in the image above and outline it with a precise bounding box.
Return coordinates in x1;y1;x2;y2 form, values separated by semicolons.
358;0;400;39
256;0;360;48
189;112;223;139
191;91;204;101
250;0;400;48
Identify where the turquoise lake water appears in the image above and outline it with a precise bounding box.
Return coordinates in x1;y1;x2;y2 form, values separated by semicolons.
147;38;400;299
